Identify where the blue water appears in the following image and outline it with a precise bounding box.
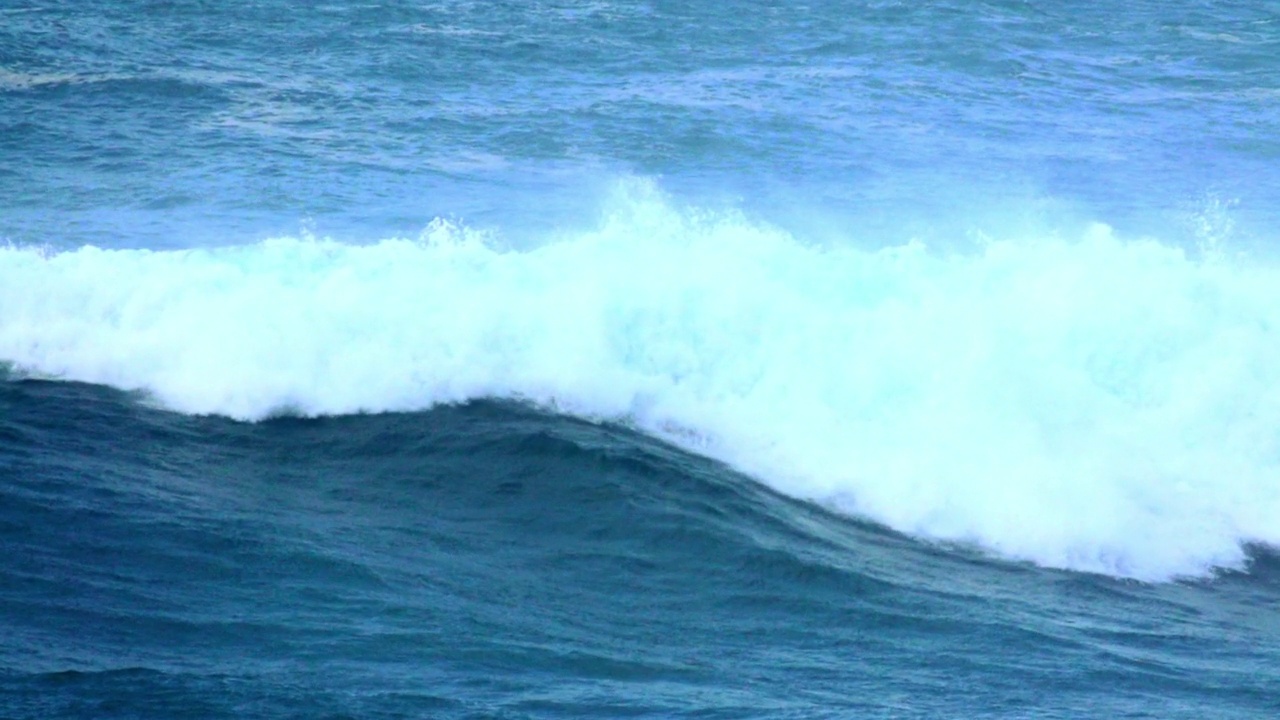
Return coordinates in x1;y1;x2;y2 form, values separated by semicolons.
4;1;1280;717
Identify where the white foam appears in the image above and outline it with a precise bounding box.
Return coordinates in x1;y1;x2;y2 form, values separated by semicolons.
4;181;1279;581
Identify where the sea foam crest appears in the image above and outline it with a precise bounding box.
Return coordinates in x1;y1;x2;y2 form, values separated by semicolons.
3;184;1279;581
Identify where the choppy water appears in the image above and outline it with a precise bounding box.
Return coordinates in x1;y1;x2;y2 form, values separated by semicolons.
3;1;1280;717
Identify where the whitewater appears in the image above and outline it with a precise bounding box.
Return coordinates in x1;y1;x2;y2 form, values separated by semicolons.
5;181;1277;582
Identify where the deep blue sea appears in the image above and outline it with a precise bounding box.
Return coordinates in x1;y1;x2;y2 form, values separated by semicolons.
4;1;1280;718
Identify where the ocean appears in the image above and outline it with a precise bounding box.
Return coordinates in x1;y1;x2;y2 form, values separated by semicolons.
2;1;1279;717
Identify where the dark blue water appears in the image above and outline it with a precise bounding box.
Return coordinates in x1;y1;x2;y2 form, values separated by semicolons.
4;379;1279;718
4;1;1280;717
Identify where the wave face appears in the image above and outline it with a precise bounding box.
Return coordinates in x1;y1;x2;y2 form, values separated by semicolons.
5;184;1279;582
3;381;1279;719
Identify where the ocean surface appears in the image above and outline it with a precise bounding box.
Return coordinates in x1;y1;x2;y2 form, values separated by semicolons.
3;1;1280;717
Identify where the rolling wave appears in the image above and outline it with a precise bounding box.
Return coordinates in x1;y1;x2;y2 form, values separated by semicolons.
4;182;1280;580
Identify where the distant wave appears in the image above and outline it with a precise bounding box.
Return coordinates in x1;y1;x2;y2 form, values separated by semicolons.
4;181;1279;581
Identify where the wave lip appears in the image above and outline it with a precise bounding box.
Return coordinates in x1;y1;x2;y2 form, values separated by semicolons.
3;187;1280;581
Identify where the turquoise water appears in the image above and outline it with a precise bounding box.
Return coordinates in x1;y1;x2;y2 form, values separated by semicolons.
3;1;1280;717
5;1;1279;248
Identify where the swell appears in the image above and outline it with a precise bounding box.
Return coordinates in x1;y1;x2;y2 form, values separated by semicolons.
3;380;1280;718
